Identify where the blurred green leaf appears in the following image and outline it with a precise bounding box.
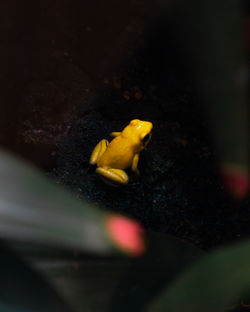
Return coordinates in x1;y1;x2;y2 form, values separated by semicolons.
7;234;203;312
0;305;31;312
0;244;73;312
179;0;248;171
147;239;250;312
108;233;204;312
0;150;116;254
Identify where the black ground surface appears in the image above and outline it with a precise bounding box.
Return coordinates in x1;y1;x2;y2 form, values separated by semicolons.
51;35;250;251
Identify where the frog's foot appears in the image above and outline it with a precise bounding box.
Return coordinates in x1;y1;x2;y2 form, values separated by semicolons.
89;139;109;165
96;167;128;185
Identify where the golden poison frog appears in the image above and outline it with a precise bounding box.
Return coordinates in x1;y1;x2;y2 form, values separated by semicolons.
89;119;153;185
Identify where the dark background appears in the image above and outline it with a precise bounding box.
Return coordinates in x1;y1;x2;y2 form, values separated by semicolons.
0;0;250;251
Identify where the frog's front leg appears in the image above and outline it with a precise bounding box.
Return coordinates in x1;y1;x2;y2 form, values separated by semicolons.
89;139;109;165
110;132;121;138
131;153;140;175
96;167;128;185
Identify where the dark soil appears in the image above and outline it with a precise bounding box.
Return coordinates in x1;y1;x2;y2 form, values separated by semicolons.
51;35;250;251
51;100;250;251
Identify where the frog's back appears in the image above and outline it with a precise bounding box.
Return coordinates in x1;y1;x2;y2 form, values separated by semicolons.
97;136;135;169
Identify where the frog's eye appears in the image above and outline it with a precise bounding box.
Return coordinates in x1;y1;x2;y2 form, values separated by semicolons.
142;133;150;145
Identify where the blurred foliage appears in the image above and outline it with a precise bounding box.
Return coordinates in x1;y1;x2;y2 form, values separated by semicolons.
3;150;250;312
0;150;117;255
0;245;73;312
147;239;250;312
0;150;203;311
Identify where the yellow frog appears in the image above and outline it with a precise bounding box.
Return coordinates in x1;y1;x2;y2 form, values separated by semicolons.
89;119;153;185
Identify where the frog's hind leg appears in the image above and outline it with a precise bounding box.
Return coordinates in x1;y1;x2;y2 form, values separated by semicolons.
96;167;128;185
89;139;109;165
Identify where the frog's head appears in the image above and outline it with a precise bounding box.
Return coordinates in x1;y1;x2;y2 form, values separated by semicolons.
125;119;153;150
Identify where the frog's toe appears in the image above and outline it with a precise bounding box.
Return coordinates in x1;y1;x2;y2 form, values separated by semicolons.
96;167;128;185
